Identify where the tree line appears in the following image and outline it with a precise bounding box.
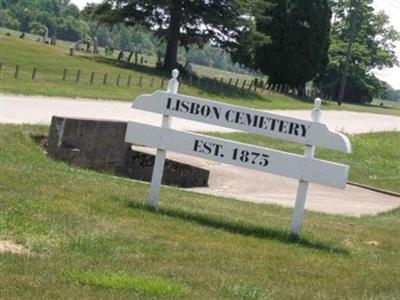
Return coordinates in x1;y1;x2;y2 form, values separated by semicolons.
0;0;255;75
1;0;399;103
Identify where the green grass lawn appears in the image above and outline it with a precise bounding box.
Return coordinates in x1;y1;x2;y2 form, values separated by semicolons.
372;98;400;109
209;131;400;194
1;124;400;299
1;35;400;117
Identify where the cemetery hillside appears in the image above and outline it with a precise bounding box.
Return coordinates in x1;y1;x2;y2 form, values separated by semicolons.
0;35;399;117
1;0;400;298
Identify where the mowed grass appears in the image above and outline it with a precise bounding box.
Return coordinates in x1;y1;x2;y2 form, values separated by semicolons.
1;124;400;299
1;35;400;117
0;36;305;109
372;98;400;109
209;131;400;194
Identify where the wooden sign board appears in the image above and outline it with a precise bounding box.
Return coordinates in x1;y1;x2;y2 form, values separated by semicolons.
125;122;348;189
124;70;352;236
132;91;351;153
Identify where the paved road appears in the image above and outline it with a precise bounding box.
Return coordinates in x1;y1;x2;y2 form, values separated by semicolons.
2;94;400;216
2;94;400;133
136;146;400;217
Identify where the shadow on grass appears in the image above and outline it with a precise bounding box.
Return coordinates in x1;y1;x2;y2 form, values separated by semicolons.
124;200;349;255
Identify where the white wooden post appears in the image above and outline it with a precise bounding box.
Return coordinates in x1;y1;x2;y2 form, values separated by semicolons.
148;69;179;206
290;98;322;235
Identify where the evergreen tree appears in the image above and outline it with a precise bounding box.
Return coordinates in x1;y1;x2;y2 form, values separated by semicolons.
90;0;257;71
234;0;331;88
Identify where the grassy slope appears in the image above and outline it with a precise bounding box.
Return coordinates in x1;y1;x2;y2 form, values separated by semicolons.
1;35;399;117
209;132;400;194
1;124;400;299
372;98;400;109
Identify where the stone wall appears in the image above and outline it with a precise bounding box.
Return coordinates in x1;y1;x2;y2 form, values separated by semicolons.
47;116;209;188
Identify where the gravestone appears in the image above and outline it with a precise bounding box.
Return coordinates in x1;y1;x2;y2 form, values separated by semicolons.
85;40;91;52
43;25;49;43
74;41;81;51
93;37;99;54
117;51;124;61
156;51;163;68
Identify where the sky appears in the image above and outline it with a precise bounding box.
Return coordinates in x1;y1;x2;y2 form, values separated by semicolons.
71;0;400;89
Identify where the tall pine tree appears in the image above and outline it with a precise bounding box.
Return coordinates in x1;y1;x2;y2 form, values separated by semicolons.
234;0;331;88
92;0;255;71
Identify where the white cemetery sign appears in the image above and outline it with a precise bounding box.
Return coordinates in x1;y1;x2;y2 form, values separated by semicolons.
125;70;352;236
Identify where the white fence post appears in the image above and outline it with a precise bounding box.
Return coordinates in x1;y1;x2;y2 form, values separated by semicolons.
148;69;179;206
290;98;322;235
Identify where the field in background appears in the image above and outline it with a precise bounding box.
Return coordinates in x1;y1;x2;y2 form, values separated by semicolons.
372;98;400;109
0;27;257;82
0;35;317;112
1;35;400;117
0;124;400;299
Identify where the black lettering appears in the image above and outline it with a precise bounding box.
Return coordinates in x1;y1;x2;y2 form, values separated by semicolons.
292;123;300;136
225;110;235;122
288;122;295;135
175;99;181;111
278;120;289;134
260;117;270;129
166;97;173;110
234;111;245;124
270;119;277;131
214;144;223;156
181;100;190;113
190;102;201;115
212;106;221;120
252;114;259;127
202;142;212;154
200;105;211;118
245;113;252;126
193;140;203;152
300;124;309;137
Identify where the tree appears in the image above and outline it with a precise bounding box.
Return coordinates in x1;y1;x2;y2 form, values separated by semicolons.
89;0;258;70
28;21;45;35
233;0;331;88
316;0;399;103
0;10;21;30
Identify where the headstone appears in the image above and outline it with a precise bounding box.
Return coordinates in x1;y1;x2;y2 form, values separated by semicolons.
184;60;193;75
93;37;99;54
85;40;91;52
74;41;81;51
156;51;163;68
117;51;124;61
43;25;49;43
127;51;134;63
